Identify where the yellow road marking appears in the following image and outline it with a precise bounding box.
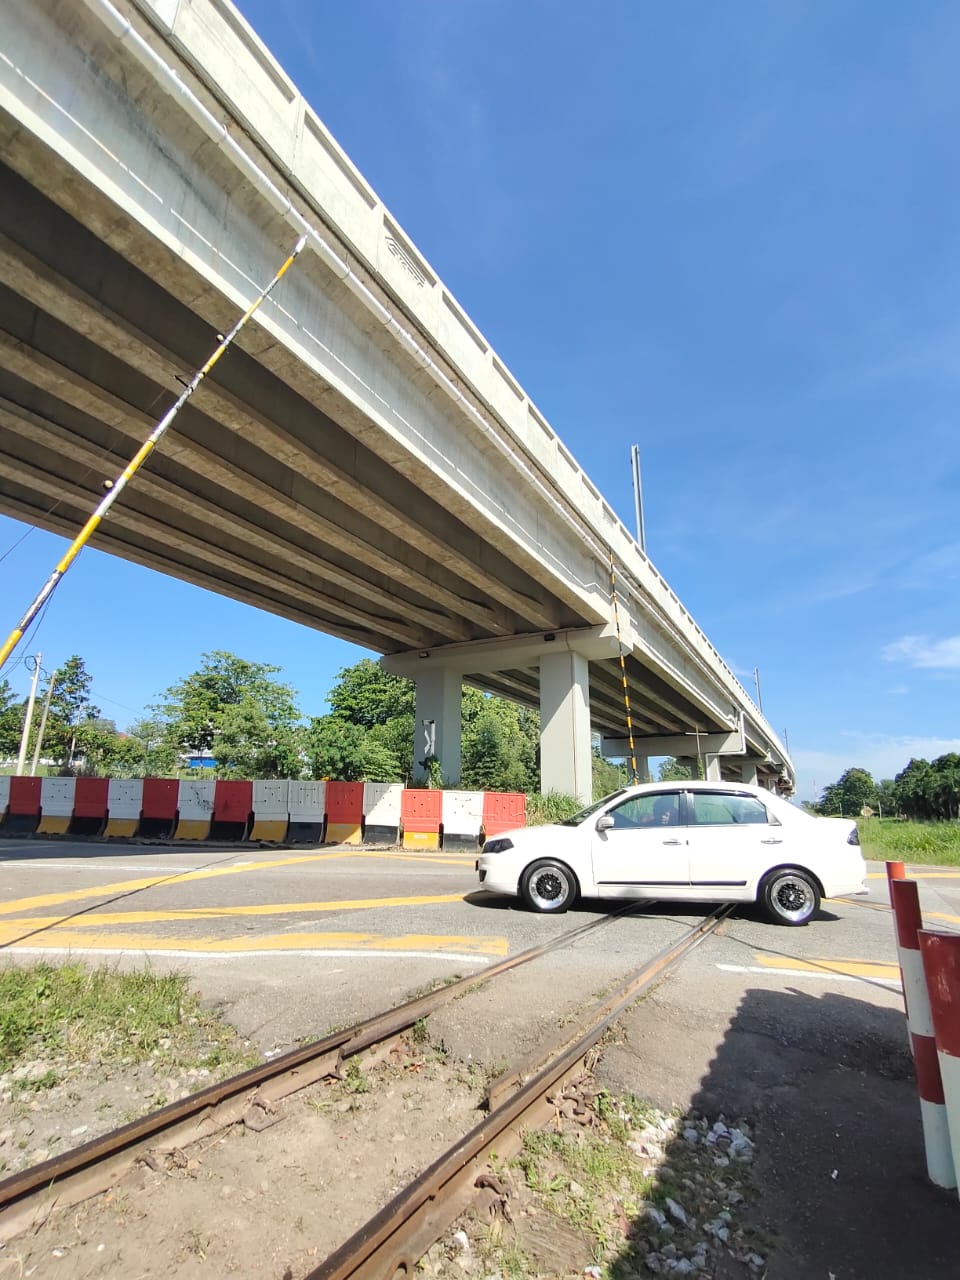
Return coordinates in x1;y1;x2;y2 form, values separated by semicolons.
0;850;358;917
348;851;476;866
0;894;468;940
753;953;900;982
865;871;960;879
2;929;508;956
831;897;960;928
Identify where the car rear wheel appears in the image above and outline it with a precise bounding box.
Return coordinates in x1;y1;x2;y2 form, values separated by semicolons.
520;859;578;913
760;867;820;926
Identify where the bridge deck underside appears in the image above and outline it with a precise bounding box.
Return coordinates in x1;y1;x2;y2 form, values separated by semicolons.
0;159;725;743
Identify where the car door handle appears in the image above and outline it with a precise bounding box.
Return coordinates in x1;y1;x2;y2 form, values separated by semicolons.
662;838;685;845
760;838;783;844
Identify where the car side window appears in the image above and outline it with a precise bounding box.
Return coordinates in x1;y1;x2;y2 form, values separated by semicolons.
690;793;770;826
608;793;682;828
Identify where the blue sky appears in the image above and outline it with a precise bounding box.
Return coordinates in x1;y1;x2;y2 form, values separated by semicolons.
3;0;959;800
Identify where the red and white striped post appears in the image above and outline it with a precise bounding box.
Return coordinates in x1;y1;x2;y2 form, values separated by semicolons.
918;930;960;1200
885;859;906;906
890;879;956;1189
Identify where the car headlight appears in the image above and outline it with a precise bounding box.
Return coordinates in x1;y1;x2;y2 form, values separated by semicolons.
483;837;514;854
847;827;860;846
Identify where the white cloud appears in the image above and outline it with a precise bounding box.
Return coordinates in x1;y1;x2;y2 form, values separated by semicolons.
792;733;960;802
881;634;960;670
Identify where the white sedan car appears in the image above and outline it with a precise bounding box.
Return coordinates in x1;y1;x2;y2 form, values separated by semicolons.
476;781;866;926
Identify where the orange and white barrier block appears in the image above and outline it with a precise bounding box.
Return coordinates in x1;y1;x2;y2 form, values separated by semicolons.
401;789;442;850
919;930;960;1200
891;879;956;1189
325;781;363;845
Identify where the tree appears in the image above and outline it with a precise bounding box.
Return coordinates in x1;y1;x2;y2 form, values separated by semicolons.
153;651;303;777
0;680;24;758
875;778;897;818
818;767;876;817
461;695;537;792
124;718;178;777
658;757;693;782
40;656;100;769
306;716;368;781
213;698;305;780
931;753;960;822
321;662;540;791
327;659;415;728
894;758;933;820
592;750;622;798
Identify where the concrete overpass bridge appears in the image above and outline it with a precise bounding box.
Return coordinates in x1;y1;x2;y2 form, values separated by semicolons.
0;0;794;802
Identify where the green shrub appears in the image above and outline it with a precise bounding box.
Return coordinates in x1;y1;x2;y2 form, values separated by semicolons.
525;791;582;825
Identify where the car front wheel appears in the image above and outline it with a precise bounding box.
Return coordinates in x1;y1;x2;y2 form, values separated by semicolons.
760;867;820;926
520;859;578;913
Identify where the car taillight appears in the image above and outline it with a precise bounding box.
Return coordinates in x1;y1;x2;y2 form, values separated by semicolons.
847;827;860;846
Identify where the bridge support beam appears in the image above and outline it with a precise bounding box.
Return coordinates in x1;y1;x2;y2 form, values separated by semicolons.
740;760;759;786
540;650;592;805
412;668;462;787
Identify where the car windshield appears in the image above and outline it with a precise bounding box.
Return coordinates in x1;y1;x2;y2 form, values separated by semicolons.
558;790;627;826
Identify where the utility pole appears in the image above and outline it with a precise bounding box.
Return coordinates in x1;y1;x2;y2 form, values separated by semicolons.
630;445;647;555
29;668;57;777
15;653;42;776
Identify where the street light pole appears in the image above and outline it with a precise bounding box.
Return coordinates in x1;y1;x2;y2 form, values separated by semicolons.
630;445;647;554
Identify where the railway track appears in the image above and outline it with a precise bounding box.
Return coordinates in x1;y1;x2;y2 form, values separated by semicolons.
0;904;731;1274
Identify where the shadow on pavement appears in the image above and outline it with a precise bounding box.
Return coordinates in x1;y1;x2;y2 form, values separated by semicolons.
604;985;956;1279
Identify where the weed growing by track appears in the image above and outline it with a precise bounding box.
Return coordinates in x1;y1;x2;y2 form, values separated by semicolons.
0;961;250;1078
422;1079;767;1279
858;817;960;866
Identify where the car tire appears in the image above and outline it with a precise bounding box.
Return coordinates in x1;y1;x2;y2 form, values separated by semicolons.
760;867;820;926
519;859;578;913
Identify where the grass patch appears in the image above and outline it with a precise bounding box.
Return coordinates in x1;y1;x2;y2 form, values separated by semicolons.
0;961;251;1074
858;818;960;867
525;791;582;826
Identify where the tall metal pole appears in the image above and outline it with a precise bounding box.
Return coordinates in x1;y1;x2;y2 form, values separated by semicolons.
753;666;764;715
630;444;646;554
0;236;308;674
14;653;42;776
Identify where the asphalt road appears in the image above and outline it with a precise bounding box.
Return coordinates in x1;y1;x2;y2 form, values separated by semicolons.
1;839;957;1276
0;838;956;1056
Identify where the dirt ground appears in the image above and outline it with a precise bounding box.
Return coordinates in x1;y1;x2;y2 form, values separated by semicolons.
2;904;957;1278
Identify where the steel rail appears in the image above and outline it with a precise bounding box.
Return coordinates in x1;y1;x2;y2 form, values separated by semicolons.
304;906;732;1280
0;903;641;1237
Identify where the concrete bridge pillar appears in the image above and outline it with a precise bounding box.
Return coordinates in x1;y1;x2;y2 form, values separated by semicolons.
704;754;722;781
412;667;462;786
540;650;592;805
740;760;760;786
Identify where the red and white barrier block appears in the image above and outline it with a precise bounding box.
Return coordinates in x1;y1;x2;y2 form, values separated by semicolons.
890;877;956;1189
919;930;960;1201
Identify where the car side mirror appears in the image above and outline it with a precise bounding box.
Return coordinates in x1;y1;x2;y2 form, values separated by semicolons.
596;815;614;831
